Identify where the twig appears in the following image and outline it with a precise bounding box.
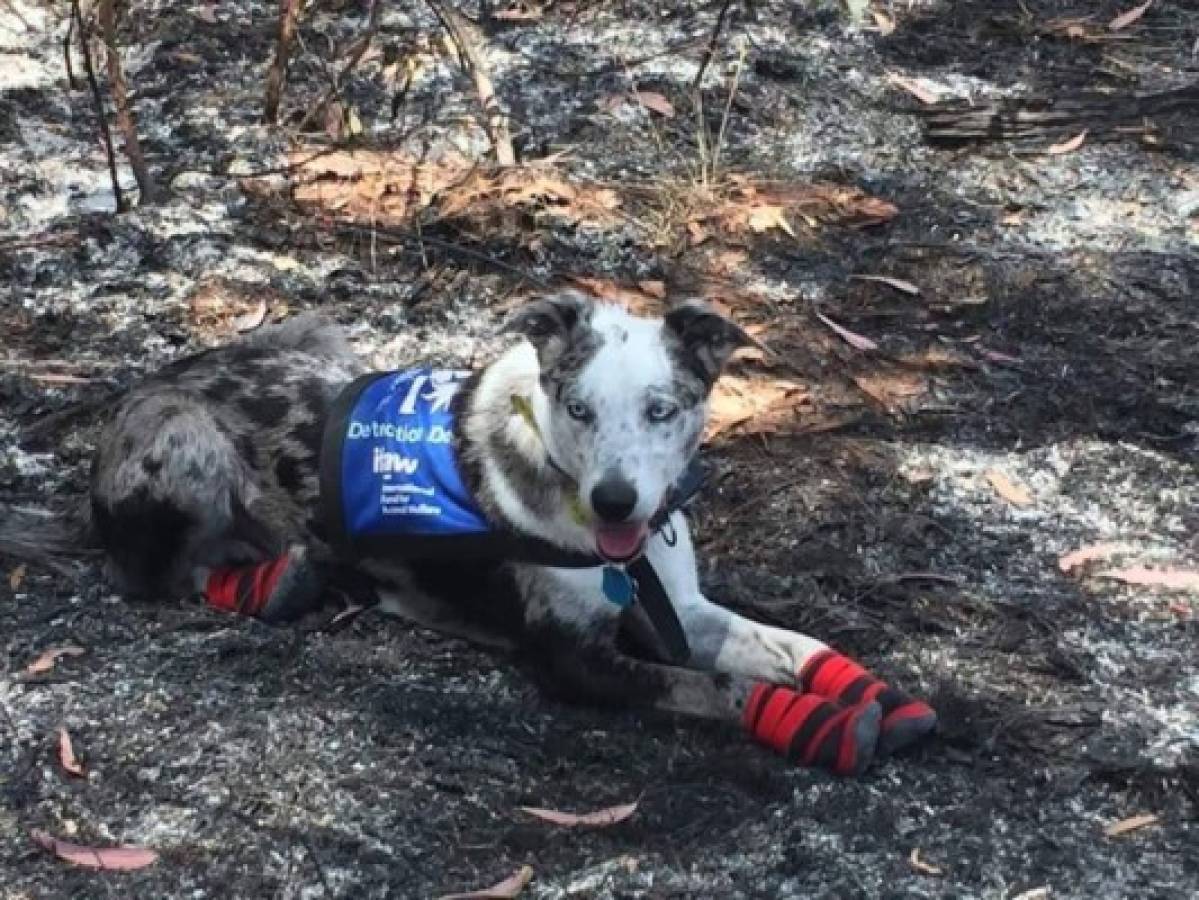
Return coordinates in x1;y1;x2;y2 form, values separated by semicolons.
332;223;549;287
22;393;121;443
63;3;78;89
545;36;709;79
691;0;738;185
709;37;747;180
426;0;516;166
263;0;304;124
71;0;124;213
0;230;80;252
691;0;737;92
295;0;384;133
97;0;159;204
0;0;31;31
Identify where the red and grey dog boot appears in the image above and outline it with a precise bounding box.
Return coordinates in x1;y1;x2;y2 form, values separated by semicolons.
799;649;937;757
743;683;882;776
203;546;326;625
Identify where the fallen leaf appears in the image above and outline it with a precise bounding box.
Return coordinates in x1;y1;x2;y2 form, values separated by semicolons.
984;469;1033;507
815;312;878;351
324;100;346;141
686;219;711;245
9;563;26;591
901;347;974;370
851;274;921;295
193;4;219;24
636;280;666;299
567;277;665;315
493;6;542;21
30;373;93;385
871;10;896;35
909;847;943;876
978;346;1020;365
58;728;86;777
633;91;675;118
1047;130;1087;155
519;800;638;828
1058;542;1126;574
439;865;534;899
705;180;896;236
24;645;86;676
852;370;927;413
231;300;267;333
1011;889;1051;900
707;376;815;438
1096;567;1199;592
746;204;795;236
885;72;941;105
31;831;158;870
165;50;204;66
1104;812;1158;837
1109;1;1153;31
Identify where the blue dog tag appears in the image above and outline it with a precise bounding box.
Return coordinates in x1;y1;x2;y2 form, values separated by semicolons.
602;566;634;608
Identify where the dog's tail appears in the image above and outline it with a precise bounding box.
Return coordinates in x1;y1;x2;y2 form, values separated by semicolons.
0;503;98;574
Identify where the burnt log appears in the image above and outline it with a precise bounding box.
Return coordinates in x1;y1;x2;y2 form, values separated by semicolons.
917;83;1198;152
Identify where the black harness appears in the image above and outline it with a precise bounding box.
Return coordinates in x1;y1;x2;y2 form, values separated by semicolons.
318;370;700;663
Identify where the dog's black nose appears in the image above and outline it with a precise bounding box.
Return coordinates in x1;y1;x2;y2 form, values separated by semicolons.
590;477;637;523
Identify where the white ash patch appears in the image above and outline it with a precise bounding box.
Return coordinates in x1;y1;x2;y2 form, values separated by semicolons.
2;427;54;478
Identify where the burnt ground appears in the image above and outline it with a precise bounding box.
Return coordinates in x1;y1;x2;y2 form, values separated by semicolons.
1;0;1197;897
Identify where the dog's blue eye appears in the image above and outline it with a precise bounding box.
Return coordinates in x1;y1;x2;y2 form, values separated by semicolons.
647;401;679;423
566;400;592;422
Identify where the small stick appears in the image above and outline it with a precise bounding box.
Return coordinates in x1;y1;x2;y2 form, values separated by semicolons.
97;0;159;204
690;0;736;93
263;0;304;124
426;0;516;166
295;0;384;134
71;0;124;212
63;3;78;89
0;0;31;31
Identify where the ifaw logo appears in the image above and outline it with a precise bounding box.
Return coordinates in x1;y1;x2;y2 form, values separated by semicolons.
372;446;419;476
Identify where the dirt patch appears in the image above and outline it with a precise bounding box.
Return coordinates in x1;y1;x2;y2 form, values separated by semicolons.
2;0;1196;897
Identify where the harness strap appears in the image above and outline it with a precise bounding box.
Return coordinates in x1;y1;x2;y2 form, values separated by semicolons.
627;556;691;664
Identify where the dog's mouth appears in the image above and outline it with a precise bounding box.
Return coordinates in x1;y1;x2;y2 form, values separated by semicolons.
595;522;649;563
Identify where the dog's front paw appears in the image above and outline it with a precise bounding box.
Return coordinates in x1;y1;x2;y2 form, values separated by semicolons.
798;649;937;756
743;683;881;776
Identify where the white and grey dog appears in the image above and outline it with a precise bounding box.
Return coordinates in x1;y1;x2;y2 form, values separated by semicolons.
7;292;935;774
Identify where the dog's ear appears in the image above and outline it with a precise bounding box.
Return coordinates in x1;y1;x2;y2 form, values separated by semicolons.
502;291;595;371
663;299;754;385
501;290;593;359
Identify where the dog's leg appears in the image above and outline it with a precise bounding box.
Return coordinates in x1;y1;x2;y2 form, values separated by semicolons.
523;568;881;776
531;618;881;776
195;541;379;628
646;513;936;757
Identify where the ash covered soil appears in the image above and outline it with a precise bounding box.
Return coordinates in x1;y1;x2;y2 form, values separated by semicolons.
1;1;1197;897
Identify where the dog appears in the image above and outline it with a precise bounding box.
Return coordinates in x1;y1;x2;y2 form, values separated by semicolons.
6;292;936;774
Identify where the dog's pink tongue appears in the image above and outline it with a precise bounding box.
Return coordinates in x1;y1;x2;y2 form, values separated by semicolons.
596;523;646;561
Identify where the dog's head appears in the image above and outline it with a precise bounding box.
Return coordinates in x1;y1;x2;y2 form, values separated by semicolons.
504;290;750;562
